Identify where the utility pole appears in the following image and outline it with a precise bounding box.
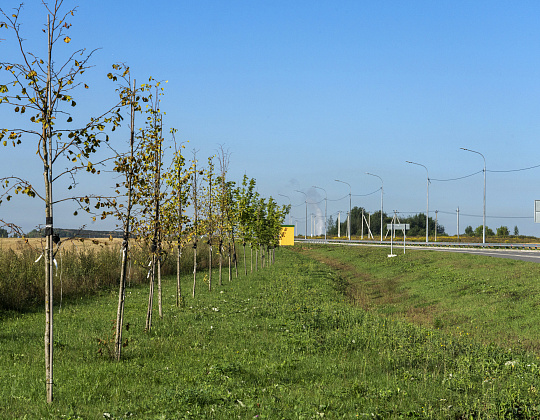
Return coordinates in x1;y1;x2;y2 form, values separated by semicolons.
461;148;486;244
406;161;429;243
295;190;308;240
457;207;460;242
366;173;383;242
313;185;327;242
435;210;438;242
335;179;352;240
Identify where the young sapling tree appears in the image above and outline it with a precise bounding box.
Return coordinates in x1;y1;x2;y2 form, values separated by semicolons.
0;2;122;402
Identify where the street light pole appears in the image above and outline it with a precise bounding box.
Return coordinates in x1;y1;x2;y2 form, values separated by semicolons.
278;193;291;225
406;161;429;243
366;173;383;242
335;179;351;240
312;185;327;241
461;148;486;244
295;190;308;240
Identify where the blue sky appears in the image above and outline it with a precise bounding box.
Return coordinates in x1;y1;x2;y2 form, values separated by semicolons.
2;1;540;236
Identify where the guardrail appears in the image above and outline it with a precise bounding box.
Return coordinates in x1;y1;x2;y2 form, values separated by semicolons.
294;238;540;250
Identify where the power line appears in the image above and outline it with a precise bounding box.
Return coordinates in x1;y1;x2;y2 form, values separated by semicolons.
327;194;348;202
352;187;381;197
488;163;540;173
431;170;483;182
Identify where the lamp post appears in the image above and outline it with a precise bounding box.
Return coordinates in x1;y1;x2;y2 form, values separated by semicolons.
406;161;429;243
461;148;486;244
312;185;327;241
278;193;291;225
366;173;383;242
294;190;308;240
335;179;351;240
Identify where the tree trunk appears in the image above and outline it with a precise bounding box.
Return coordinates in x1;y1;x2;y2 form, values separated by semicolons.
228;242;232;282
115;78;135;361
192;244;197;298
176;243;182;307
234;243;238;278
145;256;155;331
157;256;162;318
115;241;128;360
243;243;247;276
44;18;54;402
218;240;223;286
208;243;212;291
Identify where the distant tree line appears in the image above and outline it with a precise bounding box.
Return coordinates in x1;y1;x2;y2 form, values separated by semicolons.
22;228;124;239
327;206;445;237
464;225;520;237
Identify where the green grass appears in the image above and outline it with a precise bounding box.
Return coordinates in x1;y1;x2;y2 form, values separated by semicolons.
2;246;540;418
295;244;540;352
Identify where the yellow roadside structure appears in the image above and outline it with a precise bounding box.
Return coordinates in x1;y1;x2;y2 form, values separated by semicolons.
279;225;295;246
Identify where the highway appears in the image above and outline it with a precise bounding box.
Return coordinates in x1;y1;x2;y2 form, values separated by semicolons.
295;238;540;263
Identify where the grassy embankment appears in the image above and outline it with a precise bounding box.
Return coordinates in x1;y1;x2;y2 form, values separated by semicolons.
305;234;540;243
1;243;540;418
295;243;540;351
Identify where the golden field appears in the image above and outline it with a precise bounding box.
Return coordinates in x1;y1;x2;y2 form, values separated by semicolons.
0;237;123;253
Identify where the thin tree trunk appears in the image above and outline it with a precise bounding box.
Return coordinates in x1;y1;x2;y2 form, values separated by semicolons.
145;256;155;331
228;242;232;282
157;256;162;318
44;17;54;402
250;243;253;273
233;242;238;278
218;240;223;286
115;80;136;360
176;243;182;307
115;243;128;360
243;243;247;276
176;162;184;307
155;128;162;319
192;244;197;298
208;243;212;291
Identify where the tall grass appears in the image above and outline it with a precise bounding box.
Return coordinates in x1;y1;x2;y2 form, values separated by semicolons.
0;240;221;313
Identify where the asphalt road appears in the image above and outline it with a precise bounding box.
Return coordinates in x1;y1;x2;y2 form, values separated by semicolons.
296;238;540;263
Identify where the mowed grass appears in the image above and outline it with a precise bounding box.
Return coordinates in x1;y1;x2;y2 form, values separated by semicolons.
1;246;540;418
294;244;540;352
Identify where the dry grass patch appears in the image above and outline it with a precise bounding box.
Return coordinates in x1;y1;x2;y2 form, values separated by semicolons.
0;237;122;254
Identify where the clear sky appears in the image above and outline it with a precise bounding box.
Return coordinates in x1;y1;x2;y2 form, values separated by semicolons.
2;0;540;237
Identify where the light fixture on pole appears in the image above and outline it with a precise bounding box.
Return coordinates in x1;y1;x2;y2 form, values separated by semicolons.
312;185;327;241
294;190;308;240
365;173;383;242
461;147;486;244
406;161;429;243
335;179;352;240
278;193;291;225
